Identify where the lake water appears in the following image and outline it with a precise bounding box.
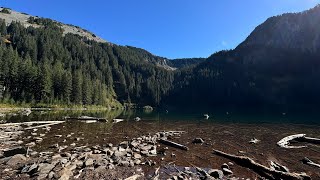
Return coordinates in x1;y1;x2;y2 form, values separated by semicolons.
1;109;320;178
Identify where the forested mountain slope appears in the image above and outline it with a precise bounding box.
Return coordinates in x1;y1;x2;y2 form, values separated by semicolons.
0;9;176;107
165;5;320;109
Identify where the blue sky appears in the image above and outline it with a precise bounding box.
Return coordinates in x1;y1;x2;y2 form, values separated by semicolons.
1;0;320;59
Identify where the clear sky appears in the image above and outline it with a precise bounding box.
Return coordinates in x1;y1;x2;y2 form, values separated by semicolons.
1;0;320;59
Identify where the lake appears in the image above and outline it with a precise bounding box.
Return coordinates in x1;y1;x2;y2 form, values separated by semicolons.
1;109;320;179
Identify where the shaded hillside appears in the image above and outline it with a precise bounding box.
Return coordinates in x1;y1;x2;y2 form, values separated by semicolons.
165;5;320;109
168;58;205;69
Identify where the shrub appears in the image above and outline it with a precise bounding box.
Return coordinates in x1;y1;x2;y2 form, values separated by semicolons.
1;8;11;14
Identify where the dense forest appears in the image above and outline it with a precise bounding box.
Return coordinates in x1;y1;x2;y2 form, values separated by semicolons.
0;18;175;107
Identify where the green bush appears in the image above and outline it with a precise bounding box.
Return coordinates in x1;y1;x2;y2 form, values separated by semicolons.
1;8;11;14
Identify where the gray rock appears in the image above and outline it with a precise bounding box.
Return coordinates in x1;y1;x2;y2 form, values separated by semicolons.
49;144;59;149
208;169;224;179
28;163;38;174
114;150;126;157
38;163;55;175
3;146;27;157
60;158;68;164
192;138;204;144
48;171;55;179
133;153;142;159
131;141;139;148
141;150;148;155
134;159;141;165
119;160;130;167
103;148;114;156
6;154;27;166
150;149;157;156
85;158;94;167
26;142;36;147
107;143;113;147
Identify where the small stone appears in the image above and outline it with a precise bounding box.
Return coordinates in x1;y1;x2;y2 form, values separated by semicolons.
150;149;157;156
222;168;233;175
28;163;38;174
60;158;68;164
192;138;204;144
50;144;59;149
133;153;142;159
120;161;130;167
228;162;234;166
55;135;62;138
48;171;55;179
134;159;141;165
85;158;94;167
249;138;260;144
26;142;36;147
107;143;113;147
208;169;224;179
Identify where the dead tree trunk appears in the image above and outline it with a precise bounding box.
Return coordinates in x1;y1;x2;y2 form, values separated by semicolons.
212;149;310;180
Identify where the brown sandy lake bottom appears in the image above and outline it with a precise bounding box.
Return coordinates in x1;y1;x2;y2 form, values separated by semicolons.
1;109;320;179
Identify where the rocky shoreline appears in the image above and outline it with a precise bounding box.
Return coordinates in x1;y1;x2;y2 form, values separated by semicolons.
0;122;238;180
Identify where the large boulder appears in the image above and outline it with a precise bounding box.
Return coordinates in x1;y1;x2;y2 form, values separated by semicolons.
6;154;27;166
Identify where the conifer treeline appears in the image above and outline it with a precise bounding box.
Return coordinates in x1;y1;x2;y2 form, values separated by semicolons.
0;19;174;107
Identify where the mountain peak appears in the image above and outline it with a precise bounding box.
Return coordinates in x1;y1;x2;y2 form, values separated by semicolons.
0;7;107;43
237;4;320;53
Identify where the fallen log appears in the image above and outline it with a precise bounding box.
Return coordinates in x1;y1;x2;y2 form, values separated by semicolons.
270;161;289;172
158;138;189;151
302;137;320;144
113;119;124;123
302;157;320;169
65;116;107;122
24;121;65;130
0;121;65;127
277;134;320;148
213;149;310;180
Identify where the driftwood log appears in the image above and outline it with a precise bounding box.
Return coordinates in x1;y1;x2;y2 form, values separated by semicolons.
302;157;320;169
159;139;189;151
65;116;107;122
24;121;65;130
277;134;320;148
0;121;65;130
213;149;311;180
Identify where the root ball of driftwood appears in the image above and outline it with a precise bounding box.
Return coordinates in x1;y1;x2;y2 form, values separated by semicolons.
277;134;320;149
212;149;311;180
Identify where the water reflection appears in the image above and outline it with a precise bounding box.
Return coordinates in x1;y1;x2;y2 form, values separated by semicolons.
0;108;320;125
